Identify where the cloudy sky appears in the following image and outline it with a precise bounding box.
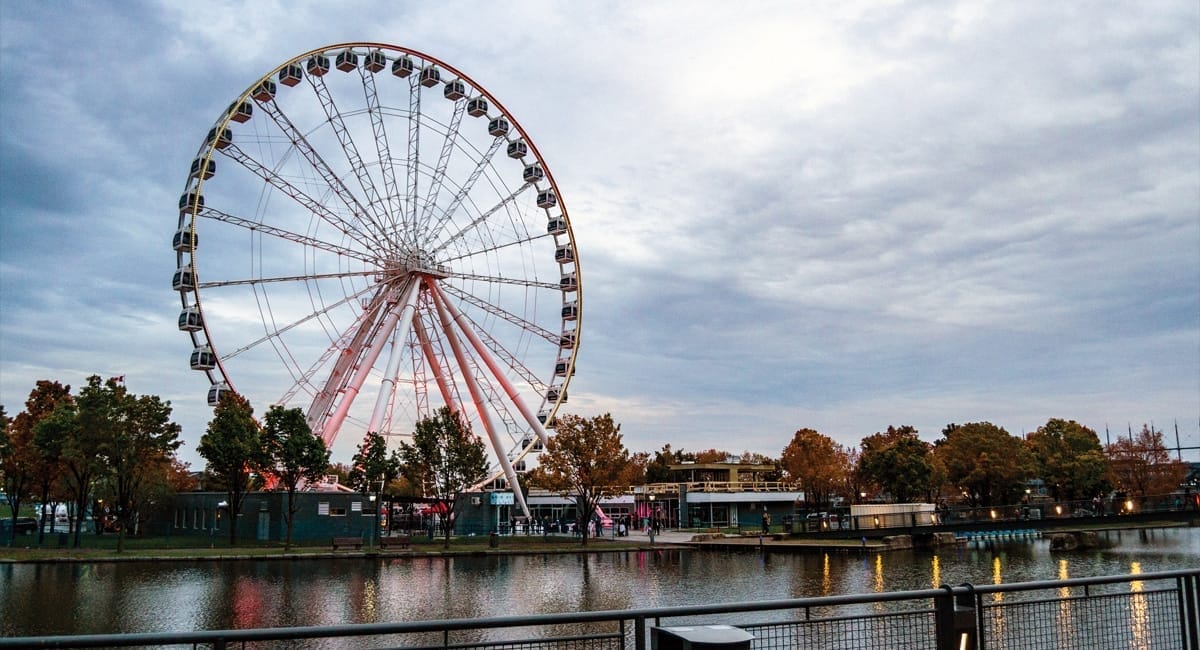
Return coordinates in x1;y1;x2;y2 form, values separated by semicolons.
2;1;1198;468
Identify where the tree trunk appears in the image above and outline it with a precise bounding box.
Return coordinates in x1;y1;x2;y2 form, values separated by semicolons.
284;488;296;552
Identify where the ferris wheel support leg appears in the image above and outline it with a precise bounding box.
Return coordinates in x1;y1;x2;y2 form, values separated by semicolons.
427;281;551;446
322;289;406;441
367;279;422;433
414;316;467;421
430;283;531;519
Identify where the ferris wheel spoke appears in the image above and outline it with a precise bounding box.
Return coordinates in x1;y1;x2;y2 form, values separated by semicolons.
218;283;377;362
219;144;378;251
440;230;551;265
252;97;385;240
440;283;559;344
404;74;422;247
445;270;559;291
305;73;395;243
430;183;533;255
420;137;504;249
197;206;378;265
359;65;404;238
416;99;467;236
198;269;379;289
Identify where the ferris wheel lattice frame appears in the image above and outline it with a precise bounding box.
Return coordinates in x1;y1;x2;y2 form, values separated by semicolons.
172;42;580;516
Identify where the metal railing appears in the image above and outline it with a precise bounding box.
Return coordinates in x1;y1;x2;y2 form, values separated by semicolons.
3;569;1195;649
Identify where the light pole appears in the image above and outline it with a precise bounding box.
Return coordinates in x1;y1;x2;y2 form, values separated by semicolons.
211;500;227;548
368;494;377;550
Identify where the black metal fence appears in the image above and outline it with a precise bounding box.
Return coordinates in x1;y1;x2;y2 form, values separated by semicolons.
3;569;1195;650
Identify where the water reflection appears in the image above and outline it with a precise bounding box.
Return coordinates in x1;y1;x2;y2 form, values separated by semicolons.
2;528;1196;638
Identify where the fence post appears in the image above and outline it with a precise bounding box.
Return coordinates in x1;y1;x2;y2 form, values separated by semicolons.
935;584;977;650
634;614;646;650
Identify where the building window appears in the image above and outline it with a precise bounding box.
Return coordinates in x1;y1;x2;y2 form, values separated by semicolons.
330;506;347;517
318;501;330;516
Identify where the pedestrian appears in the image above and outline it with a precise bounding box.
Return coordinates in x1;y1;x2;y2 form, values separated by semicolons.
762;512;771;534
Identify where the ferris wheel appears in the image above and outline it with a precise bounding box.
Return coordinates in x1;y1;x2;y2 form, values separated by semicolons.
172;43;580;515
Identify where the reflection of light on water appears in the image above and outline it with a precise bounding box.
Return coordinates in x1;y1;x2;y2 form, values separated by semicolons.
930;555;940;589
361;577;378;622
873;554;884;593
992;556;1003;588
1057;559;1074;644
822;554;831;595
1129;562;1148;648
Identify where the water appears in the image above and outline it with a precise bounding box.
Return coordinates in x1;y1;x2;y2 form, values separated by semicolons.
1;527;1196;638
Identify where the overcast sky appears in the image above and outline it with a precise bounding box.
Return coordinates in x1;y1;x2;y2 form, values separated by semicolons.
2;1;1198;468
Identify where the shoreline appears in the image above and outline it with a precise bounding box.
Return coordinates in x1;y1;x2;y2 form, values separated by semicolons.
3;520;1192;564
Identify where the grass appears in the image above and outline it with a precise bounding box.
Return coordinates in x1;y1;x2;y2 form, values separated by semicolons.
0;530;658;562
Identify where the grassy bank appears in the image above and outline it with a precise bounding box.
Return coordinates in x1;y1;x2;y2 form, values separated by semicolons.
0;530;658;562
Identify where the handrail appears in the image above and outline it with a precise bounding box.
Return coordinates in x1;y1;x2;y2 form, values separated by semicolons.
3;569;1195;649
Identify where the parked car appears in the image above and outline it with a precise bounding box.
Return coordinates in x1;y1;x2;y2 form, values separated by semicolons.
11;517;38;535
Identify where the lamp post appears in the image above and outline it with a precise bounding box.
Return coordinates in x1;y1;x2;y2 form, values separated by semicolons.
368;494;377;550
211;500;227;548
648;495;656;545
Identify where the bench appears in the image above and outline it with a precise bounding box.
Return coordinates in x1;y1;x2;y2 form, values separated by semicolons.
379;535;412;550
332;536;363;551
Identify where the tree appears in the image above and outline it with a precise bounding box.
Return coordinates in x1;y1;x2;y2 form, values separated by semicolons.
350;430;401;546
5;381;75;546
645;444;682;483
396;408;487;548
779;428;850;510
17;381;74;544
858;426;938;503
1025;419;1109;501
102;388;182;552
935;422;1031;507
1106;425;1189;501
261;405;330;550
527;413;632;546
196;391;261;545
33;376;118;547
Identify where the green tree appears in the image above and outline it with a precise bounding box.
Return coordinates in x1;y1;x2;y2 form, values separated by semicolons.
645;444;682;483
351;430;401;546
396;408;487;548
197;391;261;545
34;376;118;547
261;405;330;551
527;413;632;546
780;428;850;509
1025;418;1109;501
936;422;1031;507
101;387;182;552
858;426;937;503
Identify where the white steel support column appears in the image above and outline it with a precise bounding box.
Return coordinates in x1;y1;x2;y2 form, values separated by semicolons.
429;284;531;518
428;281;551;446
322;286;408;439
367;278;421;432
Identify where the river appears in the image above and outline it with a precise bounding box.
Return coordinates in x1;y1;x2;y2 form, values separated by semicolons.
1;527;1196;639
